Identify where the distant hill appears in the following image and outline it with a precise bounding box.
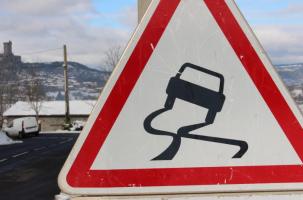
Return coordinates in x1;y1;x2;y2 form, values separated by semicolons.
276;63;303;86
2;59;303;101
17;62;303;100
19;62;111;100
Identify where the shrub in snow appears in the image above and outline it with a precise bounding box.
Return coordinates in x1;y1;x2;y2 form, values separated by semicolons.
70;120;85;131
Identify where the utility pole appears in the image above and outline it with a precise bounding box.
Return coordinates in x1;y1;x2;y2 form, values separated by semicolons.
63;44;71;128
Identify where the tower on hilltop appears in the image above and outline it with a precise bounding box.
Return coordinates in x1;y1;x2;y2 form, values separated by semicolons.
3;41;13;57
0;41;22;63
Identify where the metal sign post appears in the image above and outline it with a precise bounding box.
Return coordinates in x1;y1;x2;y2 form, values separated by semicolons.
138;0;151;22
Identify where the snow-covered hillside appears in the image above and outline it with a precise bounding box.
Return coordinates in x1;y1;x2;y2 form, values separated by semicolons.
4;61;303;101
18;62;111;100
276;63;303;86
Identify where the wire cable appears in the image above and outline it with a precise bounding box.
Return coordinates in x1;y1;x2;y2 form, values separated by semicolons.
19;47;62;55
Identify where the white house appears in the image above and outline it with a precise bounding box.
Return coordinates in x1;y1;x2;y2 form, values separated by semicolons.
3;101;96;131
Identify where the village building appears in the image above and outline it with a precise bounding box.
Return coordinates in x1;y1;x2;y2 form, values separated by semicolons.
3;101;96;131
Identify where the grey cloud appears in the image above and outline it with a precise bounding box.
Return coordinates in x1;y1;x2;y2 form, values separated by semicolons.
274;3;303;16
116;6;138;29
0;0;302;68
0;0;95;16
254;25;303;64
0;0;136;68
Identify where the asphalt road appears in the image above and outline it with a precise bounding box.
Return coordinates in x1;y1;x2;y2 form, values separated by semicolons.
0;133;78;200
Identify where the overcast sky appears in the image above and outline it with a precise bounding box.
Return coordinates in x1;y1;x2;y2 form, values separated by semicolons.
0;0;302;69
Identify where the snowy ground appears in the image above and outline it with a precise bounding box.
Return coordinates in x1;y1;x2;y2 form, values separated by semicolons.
54;193;70;200
0;131;22;145
40;130;81;134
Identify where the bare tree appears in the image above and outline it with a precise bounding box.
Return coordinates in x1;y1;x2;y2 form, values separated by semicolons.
0;64;21;127
0;70;7;127
104;46;123;71
25;68;46;120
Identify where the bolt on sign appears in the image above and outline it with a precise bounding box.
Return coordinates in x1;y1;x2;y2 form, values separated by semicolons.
59;0;303;196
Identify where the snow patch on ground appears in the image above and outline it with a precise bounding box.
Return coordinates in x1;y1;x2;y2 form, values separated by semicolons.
0;131;22;145
40;130;80;134
54;193;70;200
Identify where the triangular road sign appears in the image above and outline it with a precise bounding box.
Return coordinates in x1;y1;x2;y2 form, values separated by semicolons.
59;0;303;196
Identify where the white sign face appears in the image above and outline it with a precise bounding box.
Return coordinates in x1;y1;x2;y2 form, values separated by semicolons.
59;0;303;196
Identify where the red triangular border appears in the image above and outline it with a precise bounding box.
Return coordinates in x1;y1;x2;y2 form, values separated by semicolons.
66;0;303;188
